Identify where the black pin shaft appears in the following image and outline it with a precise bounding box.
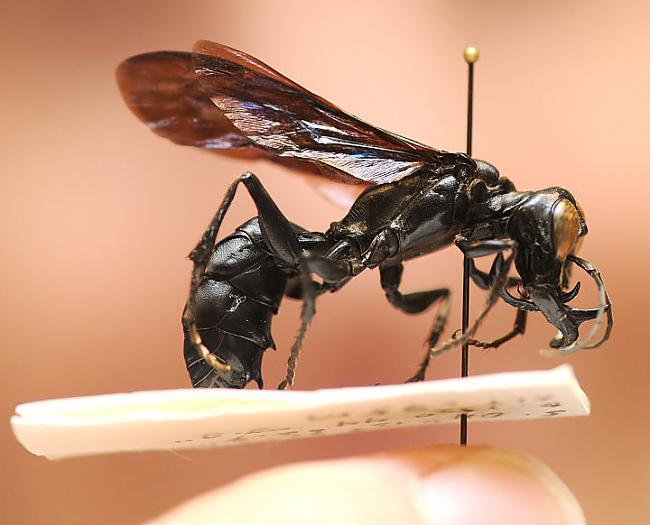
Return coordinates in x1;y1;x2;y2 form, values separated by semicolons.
460;50;477;446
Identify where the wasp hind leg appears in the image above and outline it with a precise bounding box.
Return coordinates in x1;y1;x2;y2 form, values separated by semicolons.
277;272;316;390
379;262;451;383
182;175;257;376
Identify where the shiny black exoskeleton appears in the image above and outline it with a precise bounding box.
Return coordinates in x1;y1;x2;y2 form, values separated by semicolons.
183;218;288;388
117;41;612;389
183;165;611;389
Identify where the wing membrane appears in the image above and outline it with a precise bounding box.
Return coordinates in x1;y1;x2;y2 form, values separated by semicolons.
117;41;468;186
116;51;353;181
116;51;340;180
192;40;465;184
117;51;252;150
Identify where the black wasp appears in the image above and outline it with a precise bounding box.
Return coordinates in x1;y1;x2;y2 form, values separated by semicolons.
117;40;612;390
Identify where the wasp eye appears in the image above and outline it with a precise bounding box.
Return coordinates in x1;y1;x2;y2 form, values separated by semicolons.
553;199;580;261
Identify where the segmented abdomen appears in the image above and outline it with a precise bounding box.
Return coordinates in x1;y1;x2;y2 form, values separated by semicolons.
184;218;288;388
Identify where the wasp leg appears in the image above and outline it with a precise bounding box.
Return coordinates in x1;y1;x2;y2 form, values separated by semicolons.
304;253;353;283
362;228;400;267
232;173;318;390
279;238;369;389
379;262;451;382
278;268;316;390
183;172;315;387
466;256;527;349
425;239;518;358
458;239;524;351
407;296;451;382
279;242;370;389
469;259;521;291
455;238;515;258
457;238;532;313
183;176;254;374
380;262;448;314
467;308;528;349
238;172;302;264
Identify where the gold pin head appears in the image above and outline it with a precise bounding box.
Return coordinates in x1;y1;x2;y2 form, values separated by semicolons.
463;47;479;64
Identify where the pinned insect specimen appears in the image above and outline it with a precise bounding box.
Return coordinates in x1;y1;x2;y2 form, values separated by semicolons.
117;41;612;389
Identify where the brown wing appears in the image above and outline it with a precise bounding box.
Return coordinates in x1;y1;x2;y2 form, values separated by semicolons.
116;50;330;180
117;51;252;150
116;42;469;186
191;40;467;185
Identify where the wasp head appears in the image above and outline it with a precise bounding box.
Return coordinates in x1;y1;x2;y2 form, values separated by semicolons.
505;188;611;351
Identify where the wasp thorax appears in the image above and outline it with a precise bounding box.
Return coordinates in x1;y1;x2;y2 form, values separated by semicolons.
474;159;500;185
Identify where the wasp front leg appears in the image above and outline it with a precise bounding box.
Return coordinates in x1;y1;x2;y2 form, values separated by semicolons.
468;259;521;292
463;251;529;350
423;239;519;360
451;238;532;350
466;309;528;350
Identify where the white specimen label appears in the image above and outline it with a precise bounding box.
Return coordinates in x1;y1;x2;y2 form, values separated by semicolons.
11;365;589;459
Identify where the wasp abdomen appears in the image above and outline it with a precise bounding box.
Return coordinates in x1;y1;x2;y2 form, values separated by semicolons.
184;219;288;389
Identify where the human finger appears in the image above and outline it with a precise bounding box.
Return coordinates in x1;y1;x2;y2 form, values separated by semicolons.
147;444;585;525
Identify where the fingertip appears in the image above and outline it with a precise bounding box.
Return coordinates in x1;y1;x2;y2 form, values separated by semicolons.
147;458;426;524
392;445;586;525
147;445;585;525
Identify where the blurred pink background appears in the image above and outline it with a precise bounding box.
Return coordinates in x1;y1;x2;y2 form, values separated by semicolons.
2;1;648;523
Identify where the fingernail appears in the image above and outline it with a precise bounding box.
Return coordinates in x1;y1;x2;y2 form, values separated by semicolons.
400;446;585;525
